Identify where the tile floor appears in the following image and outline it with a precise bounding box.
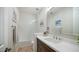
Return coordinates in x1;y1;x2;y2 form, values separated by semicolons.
11;41;33;52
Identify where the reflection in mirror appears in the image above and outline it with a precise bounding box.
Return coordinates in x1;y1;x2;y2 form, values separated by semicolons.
47;7;79;36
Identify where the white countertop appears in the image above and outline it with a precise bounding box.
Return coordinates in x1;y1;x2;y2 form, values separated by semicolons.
35;33;79;52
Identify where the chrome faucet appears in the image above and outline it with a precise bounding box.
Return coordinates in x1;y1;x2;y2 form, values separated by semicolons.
53;35;61;40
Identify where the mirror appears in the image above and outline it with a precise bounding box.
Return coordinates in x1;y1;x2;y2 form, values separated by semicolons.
47;7;79;36
73;7;79;36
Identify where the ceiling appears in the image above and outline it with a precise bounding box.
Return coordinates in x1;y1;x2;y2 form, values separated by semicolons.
18;7;43;15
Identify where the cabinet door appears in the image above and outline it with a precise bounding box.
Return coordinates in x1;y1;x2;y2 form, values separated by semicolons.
37;38;56;52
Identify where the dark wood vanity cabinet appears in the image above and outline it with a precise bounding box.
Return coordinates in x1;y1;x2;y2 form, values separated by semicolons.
37;38;56;52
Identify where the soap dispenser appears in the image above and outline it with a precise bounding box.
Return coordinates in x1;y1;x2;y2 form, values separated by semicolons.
43;27;49;36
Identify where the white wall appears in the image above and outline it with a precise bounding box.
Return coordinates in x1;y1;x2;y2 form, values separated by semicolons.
18;12;37;42
0;8;4;44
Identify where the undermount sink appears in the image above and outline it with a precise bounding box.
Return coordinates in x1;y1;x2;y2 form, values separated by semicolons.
44;37;62;43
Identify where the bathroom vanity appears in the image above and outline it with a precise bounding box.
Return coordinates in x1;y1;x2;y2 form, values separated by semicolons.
35;33;79;52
